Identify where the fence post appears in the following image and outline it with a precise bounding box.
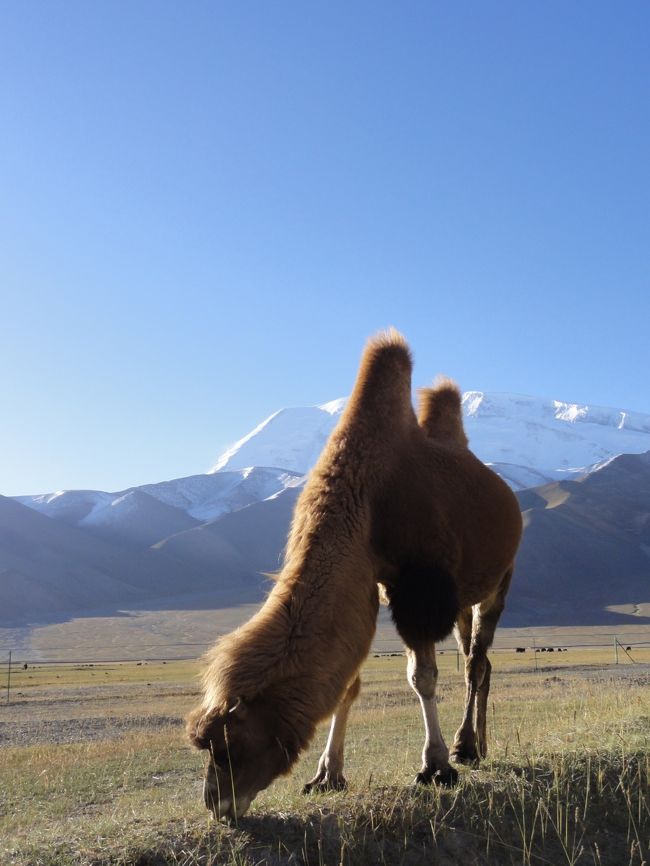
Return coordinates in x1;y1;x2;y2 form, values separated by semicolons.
614;636;619;665
6;651;11;705
456;646;460;672
533;636;538;671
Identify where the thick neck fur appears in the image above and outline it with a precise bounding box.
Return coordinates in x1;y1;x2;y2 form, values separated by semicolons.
201;549;378;756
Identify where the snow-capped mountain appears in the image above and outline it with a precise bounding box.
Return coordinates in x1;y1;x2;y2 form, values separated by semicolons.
16;467;304;546
211;392;650;490
15;390;650;545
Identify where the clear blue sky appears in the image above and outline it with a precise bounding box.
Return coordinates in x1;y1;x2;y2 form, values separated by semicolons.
2;2;649;496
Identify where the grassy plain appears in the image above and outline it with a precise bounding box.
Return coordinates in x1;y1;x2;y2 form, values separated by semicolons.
1;648;649;865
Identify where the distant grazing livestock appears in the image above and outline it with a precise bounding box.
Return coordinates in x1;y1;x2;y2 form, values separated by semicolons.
186;331;523;820
516;647;526;653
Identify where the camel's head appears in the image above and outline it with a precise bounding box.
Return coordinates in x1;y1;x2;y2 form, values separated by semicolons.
186;697;298;820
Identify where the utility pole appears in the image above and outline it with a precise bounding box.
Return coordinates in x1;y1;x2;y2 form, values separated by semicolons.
6;651;11;705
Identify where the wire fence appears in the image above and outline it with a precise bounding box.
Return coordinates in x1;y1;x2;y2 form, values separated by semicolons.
2;634;649;706
1;633;649;666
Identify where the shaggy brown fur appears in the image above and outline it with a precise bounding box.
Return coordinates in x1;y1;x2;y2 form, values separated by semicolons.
187;330;522;816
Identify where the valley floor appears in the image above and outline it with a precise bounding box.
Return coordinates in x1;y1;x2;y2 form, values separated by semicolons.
1;605;650;662
1;650;649;865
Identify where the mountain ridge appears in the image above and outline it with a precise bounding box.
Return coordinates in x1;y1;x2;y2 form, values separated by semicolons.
3;451;649;628
3;389;650;631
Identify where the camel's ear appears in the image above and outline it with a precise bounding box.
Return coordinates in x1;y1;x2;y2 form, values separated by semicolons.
186;706;220;750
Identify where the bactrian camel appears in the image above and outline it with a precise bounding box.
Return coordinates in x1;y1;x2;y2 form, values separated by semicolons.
186;331;522;820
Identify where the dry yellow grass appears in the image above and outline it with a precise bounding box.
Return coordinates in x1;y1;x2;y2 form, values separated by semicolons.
1;651;649;865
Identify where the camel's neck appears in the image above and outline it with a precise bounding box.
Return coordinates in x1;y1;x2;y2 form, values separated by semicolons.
266;553;379;751
212;416;388;750
219;541;378;747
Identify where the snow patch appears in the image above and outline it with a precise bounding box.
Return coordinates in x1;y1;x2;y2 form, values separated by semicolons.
553;401;588;423
318;398;347;415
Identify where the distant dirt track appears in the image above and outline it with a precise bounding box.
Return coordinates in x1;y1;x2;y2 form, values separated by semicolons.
0;714;182;747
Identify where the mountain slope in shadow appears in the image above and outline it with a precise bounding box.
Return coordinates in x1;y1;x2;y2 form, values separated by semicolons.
510;451;650;625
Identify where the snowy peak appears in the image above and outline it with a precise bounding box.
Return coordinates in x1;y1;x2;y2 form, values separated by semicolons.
209;402;347;475
318;397;347;415
18;490;116;526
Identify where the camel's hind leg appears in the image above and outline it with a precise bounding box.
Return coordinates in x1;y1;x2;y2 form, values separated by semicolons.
407;643;458;786
451;568;512;765
302;674;361;793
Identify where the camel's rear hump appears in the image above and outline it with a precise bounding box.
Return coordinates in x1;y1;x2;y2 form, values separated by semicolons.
418;377;468;446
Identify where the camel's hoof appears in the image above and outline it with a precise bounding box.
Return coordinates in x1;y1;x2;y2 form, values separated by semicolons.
434;766;459;787
413;766;458;787
302;775;347;794
413;771;433;786
450;750;479;767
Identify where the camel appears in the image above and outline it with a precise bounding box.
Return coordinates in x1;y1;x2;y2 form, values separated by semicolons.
186;330;522;820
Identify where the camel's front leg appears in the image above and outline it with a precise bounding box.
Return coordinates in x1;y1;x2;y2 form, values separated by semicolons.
408;645;458;787
302;674;361;793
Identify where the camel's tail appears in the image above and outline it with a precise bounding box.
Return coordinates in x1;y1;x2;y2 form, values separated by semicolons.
418;376;468;446
344;329;413;427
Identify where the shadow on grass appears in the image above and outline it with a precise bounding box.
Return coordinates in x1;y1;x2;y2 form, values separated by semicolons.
27;756;647;866
231;755;647;866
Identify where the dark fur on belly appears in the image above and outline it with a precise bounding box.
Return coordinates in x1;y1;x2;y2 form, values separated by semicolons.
385;563;458;647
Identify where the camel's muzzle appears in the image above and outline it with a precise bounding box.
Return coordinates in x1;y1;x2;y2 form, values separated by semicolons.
203;777;252;821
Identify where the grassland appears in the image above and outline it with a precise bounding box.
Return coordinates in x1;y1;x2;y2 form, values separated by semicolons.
1;648;649;865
